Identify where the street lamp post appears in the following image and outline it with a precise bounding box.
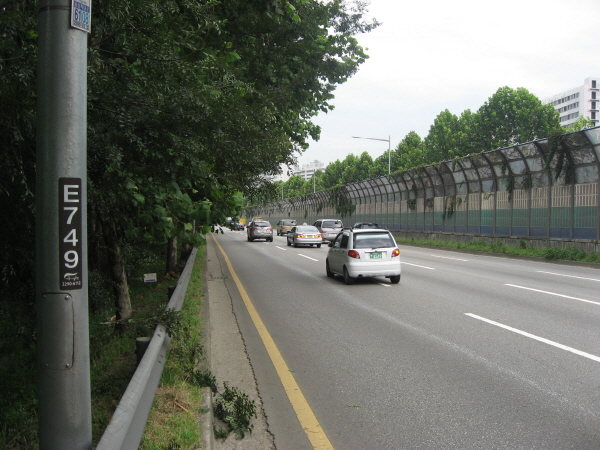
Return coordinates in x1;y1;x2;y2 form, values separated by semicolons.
352;135;391;175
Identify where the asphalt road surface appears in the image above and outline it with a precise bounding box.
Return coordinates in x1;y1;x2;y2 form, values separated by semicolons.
210;228;600;450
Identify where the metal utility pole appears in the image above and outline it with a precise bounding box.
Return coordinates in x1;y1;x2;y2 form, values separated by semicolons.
352;135;391;174
36;0;91;448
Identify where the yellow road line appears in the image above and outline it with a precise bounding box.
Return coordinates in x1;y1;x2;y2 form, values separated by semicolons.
211;233;334;450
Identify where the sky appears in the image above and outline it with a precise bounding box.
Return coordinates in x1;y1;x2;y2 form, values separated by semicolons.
294;0;600;171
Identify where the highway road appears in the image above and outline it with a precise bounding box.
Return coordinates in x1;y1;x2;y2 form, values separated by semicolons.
211;228;600;449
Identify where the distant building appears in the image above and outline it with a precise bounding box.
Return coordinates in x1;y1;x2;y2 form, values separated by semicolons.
291;160;326;181
542;77;599;128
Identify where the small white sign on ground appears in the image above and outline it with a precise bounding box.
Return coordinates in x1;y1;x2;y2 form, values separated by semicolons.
144;273;157;283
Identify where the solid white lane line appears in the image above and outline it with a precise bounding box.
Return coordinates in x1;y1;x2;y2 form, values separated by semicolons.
536;271;600;282
401;262;436;270
298;254;319;262
430;255;468;261
465;313;600;363
505;284;600;307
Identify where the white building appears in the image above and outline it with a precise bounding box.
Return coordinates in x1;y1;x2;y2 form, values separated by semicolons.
292;160;326;181
542;77;599;128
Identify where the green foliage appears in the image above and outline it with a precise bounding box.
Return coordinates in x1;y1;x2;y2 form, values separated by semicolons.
138;249;207;449
394;237;600;264
0;345;37;449
282;86;563;194
213;382;257;440
476;87;560;151
417;87;560;169
563;115;595;132
545;127;572;183
441;197;454;220
2;0;380;444
394;131;425;174
0;0;38;365
542;246;592;261
423;109;464;162
192;370;218;394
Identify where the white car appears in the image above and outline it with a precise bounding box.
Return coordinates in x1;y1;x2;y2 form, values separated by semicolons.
286;225;323;248
313;219;343;242
325;228;401;285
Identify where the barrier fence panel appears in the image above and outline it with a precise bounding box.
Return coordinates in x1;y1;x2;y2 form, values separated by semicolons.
246;128;600;249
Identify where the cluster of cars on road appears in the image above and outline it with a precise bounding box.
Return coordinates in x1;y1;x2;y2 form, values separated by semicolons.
244;217;402;285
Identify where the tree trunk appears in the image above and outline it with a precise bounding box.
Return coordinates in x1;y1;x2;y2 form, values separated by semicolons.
166;235;178;274
102;218;132;334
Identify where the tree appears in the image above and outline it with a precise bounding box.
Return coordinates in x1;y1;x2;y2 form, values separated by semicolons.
85;0;379;323
283;175;306;199
1;0;381;328
396;131;425;172
320;159;346;189
309;169;325;193
340;152;373;185
0;0;38;348
423;109;463;163
476;86;560;151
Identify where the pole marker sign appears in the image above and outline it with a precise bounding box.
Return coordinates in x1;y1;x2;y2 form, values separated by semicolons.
59;178;83;290
71;0;91;33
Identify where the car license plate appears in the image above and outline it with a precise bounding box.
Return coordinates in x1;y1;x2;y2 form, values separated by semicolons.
369;252;382;259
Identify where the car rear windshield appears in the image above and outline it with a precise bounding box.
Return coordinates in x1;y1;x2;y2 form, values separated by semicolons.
283;220;296;225
353;232;395;249
322;220;343;228
297;226;318;233
254;221;270;227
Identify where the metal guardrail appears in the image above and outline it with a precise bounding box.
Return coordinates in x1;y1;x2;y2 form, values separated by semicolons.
96;248;198;450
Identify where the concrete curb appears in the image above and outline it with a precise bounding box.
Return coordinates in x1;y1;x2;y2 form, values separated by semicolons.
201;248;214;450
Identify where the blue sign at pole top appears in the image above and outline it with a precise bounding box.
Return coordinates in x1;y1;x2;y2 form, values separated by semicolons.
71;0;91;33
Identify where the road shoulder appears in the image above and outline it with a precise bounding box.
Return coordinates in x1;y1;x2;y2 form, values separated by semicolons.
204;235;275;450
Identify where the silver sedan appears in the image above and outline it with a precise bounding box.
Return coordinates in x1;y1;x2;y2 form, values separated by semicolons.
286;226;323;248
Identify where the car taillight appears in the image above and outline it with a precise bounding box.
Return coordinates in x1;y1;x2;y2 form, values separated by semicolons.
251;227;257;230
267;227;272;231
316;234;322;238
392;248;400;257
348;250;360;259
297;234;305;238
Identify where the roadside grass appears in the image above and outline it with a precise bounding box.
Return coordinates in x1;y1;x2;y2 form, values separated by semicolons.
1;242;214;450
139;247;207;449
0;344;38;450
394;236;600;264
90;244;175;445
